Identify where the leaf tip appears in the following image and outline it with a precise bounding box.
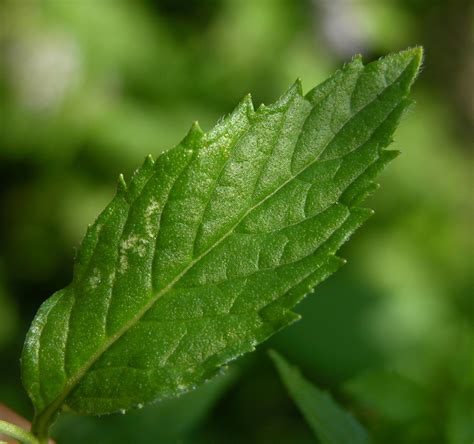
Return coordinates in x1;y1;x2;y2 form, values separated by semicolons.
410;45;424;65
411;46;424;80
267;349;289;372
267;348;280;363
401;45;424;73
268;349;296;376
381;46;424;90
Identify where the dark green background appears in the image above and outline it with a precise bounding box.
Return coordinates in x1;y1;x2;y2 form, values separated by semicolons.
0;1;472;443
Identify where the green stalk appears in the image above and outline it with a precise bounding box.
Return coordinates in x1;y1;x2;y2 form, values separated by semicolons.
0;420;40;444
30;416;51;444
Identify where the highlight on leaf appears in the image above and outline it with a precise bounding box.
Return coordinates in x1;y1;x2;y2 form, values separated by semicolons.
21;47;423;442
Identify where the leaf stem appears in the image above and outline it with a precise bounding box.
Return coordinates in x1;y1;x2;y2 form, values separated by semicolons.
0;420;40;444
30;416;51;444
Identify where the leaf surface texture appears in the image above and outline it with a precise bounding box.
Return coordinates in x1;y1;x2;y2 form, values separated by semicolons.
22;49;422;431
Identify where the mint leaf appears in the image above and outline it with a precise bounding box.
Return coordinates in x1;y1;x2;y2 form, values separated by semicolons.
22;48;422;439
269;350;368;444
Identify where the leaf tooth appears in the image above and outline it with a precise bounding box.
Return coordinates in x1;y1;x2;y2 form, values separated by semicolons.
206;92;254;141
361;182;381;202
334;255;347;266
144;154;154;168
188;120;204;139
220;92;254;120
181;120;204;148
382;149;400;160
117;173;127;194
293;77;303;95
226;92;254;123
129;154;155;185
284;78;303;98
265;78;303;113
343;53;364;72
235;92;254;118
261;308;301;327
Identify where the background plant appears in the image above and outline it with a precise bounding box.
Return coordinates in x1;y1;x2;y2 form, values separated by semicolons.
0;1;472;443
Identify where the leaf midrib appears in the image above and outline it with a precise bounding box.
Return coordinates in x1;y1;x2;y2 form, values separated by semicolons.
36;63;410;427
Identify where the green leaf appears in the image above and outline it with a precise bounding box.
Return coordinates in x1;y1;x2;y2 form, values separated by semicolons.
21;48;422;440
269;350;368;444
343;369;428;423
51;369;238;444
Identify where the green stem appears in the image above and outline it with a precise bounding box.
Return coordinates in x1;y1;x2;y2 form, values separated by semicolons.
0;420;40;444
30;417;51;444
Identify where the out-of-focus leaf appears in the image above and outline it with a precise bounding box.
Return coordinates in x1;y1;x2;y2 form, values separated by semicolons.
269;350;368;444
445;393;474;444
343;369;428;422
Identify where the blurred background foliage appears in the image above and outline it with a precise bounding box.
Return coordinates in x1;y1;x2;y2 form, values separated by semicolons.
0;0;472;443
